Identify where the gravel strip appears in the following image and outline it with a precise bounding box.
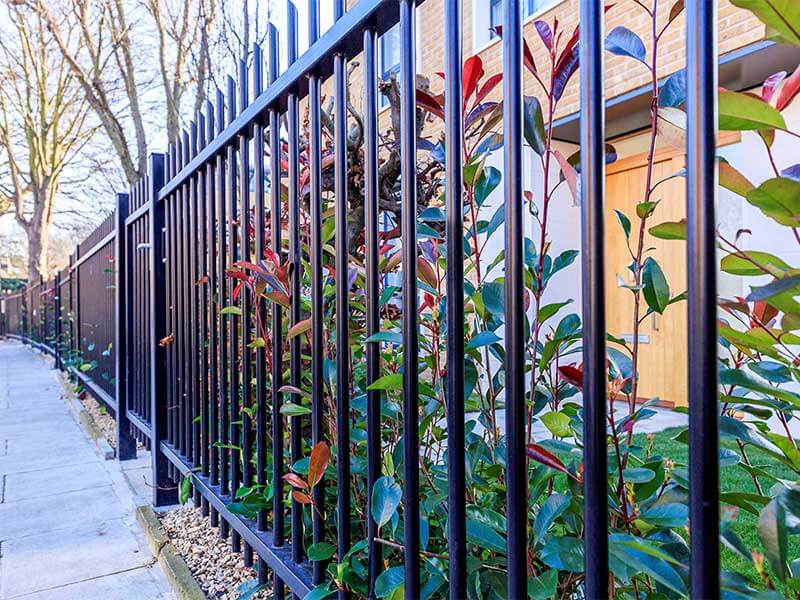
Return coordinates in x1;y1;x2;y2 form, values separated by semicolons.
161;506;271;599
78;392;119;448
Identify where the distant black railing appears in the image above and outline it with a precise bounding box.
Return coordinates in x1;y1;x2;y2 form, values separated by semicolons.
0;0;722;597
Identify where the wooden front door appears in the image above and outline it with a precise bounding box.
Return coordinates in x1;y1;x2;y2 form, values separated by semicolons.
605;146;689;407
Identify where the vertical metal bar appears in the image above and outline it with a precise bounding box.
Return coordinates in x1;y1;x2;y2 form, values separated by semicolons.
190;121;201;500
307;0;326;584
502;0;526;597
267;24;286;600
252;42;269;584
332;0;350;589
579;1;609;596
115;192;136;460
686;2;719;597
238;56;255;568
444;0;466;595
180;131;190;458
217;85;232;540
198;112;210;517
166;143;175;454
399;0;420;595
170;143;180;461
149;153;177;506
226;74;242;553
362;27;381;598
286;0;304;566
206;98;220;527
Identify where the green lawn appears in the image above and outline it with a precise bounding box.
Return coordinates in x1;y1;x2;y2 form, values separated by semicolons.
640;428;799;589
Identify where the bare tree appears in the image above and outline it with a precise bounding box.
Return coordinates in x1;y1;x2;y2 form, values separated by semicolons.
30;0;215;182
0;3;96;281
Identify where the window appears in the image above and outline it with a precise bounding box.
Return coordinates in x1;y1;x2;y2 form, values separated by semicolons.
379;23;401;108
485;0;559;43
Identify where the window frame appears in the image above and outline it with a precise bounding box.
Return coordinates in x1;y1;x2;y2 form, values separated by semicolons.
474;0;566;53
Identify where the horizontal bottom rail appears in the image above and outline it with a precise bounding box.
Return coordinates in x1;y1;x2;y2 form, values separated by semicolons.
127;409;153;440
159;441;314;596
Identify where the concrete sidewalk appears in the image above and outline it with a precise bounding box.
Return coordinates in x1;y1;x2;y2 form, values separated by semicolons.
0;340;174;600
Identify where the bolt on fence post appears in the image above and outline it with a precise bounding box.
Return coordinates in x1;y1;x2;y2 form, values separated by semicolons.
148;153;177;507
115;192;137;461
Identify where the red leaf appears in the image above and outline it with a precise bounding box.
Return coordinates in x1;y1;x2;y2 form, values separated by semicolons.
553;149;579;203
417;256;438;288
475;73;503;105
462;55;484;105
558;364;583;388
308;442;330;489
534;20;553;50
159;334;174;347
526;443;570;476
232;281;244;301
283;473;308;490
777;64;800;111
762;71;787;103
292;490;313;505
416;89;445;120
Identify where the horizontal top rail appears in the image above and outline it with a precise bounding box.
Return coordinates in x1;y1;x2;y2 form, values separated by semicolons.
158;0;405;203
71;230;116;272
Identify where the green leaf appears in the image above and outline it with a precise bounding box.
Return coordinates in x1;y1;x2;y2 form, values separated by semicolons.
541;536;584;572
303;585;336;600
622;467;656;483
721;251;790;276
466;517;507;553
642;257;670;314
534;494;571;543
375;566;404;598
307;542;337;561
537;300;572;323
759;497;789;581
719;414;783;455
527;570;558;599
649;220;686;240
179;476;192;505
371;476;402;528
719;90;787;131
365;331;403;345
280;403;312;416
730;0;800;45
639;502;688;527
609;534;687;595
475;166;502;206
221;306;242;316
541;412;572;438
523;95;546;155
614;209;631;239
466;330;501;350
367;372;403;391
746;177;800;227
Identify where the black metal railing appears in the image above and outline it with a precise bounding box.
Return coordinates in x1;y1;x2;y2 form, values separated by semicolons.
0;0;723;597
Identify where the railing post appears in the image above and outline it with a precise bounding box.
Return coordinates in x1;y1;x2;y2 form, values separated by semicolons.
115;192;136;460
74;247;81;357
148;153;176;506
54;272;61;369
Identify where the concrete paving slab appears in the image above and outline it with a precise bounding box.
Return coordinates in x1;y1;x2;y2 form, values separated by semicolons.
0;446;97;475
0;341;174;599
9;566;171;600
0;517;154;598
3;461;113;502
0;486;128;539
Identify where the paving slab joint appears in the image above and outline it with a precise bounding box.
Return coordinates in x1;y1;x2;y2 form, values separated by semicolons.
136;505;207;600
